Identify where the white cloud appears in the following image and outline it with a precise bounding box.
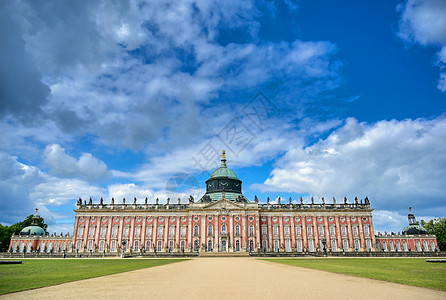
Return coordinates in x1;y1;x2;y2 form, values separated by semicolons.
43;144;110;182
398;0;446;91
261;115;446;217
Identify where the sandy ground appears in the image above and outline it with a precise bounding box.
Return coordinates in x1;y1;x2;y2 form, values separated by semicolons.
2;257;445;300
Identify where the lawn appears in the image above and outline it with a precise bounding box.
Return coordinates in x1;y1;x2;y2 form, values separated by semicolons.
263;258;446;291
0;258;187;295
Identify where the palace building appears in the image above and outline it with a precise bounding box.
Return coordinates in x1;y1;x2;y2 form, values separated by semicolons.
9;151;439;255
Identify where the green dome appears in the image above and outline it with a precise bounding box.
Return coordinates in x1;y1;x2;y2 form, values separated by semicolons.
210;166;239;179
20;225;45;236
402;224;428;235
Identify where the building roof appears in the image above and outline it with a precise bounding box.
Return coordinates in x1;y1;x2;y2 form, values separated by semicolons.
209;150;239;180
402;224;428;235
20;225;46;236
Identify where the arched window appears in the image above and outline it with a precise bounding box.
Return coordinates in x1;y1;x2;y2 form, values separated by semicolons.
297;240;302;252
403;240;408;251
27;242;32;252
135;226;141;237
169;240;173;251
99;240;105;251
76;241;81;251
221;224;227;234
262;240;267;251
19;242;24;252
89;226;95;238
330;239;336;252
309;239;315;252
221;240;227;252
54;242;59;253
396;241;401;251
134;240;139;251
112;226;118;237
61;242;66;251
249;240;254;252
366;239;372;251
157;240;162;252
430;241;435;251
194;225;199;236
13;242;17;252
423;241;428;251
208;225;213;236
193;240;199;252
236;240;240;252
274;240;279;252
47;242;52;253
146;241;151;251
389;241;394;252
87;241;92;251
235;225;240;236
382;241;387;252
285;240;291;252
180;241;185;251
416;241;421;251
249;225;254;236
111;241;116;252
343;239;348;252
169;226;175;237
355;239;360;251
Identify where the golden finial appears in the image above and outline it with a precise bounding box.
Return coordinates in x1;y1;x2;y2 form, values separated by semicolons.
222;149;226;159
35;208;38;214
409;206;412;212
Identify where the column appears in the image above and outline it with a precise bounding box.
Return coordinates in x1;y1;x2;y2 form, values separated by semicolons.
255;214;260;251
279;216;283;251
268;216;272;251
229;214;234;252
164;217;168;251
347;216;353;251
201;215;206;252
84;216;90;251
175;216;180;252
117;217;123;250
214;214;218;252
152;217;158;251
242;214;247;251
130;216;135;250
370;214;377;251
141;216;147;251
358;216;365;251
312;217;318;251
188;215;192;251
301;217;307;250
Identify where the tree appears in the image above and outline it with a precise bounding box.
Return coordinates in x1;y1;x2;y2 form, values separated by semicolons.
0;215;48;252
421;218;446;251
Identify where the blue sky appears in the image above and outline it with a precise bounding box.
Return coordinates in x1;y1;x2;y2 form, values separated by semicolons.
1;0;445;234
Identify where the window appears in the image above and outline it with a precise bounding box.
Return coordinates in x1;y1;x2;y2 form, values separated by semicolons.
286;240;291;252
135;226;141;238
430;241;435;251
13;242;17;252
194;225;199;236
341;226;347;236
297;240;302;252
170;226;175;237
331;239;337;252
111;241;116;252
403;241;408;251
366;239;372;251
169;240;173;251
309;240;314;252
26;242;32;252
262;240;267;251
330;226;336;237
355;239;360;251
273;226;278;236
124;227;129;237
353;226;358;236
416;241;421;251
194;240;199;252
112;226;118;237
87;241;92;251
236;225;240;236
343;239;349;252
249;225;254;236
274;240;279;252
76;241;81;251
146;241;151;251
307;226;313;237
396;241;401;251
101;227;106;237
158;226;164;237
236;240;241;252
181;241;185;251
296;226;301;236
20;242;24;252
135;240;140;250
262;227;267;236
78;227;84;238
181;226;186;237
284;226;290;236
382;241;387;252
208;225;213;236
318;226;324;237
99;240;105;251
147;227;152;237
423;241;428;251
157;240;162;252
249;240;254;252
364;225;370;236
389;241;394;252
221;224;227;234
54;242;59;253
61;242;66;251
89;227;95;238
47;242;52;253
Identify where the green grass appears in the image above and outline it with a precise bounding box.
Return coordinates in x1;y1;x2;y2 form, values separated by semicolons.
0;258;187;295
263;258;446;291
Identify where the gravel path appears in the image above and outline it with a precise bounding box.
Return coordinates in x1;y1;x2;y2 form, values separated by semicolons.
3;258;445;299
